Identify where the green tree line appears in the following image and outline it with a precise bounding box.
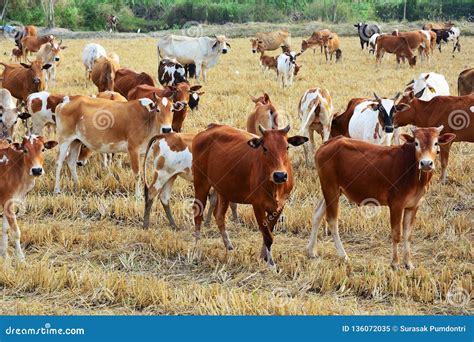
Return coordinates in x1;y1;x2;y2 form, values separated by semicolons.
2;0;473;32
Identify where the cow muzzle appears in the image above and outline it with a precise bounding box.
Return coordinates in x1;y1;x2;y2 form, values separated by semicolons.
272;171;288;184
31;167;43;176
161;127;172;134
419;159;434;171
222;49;228;54
77;160;87;167
384;125;394;133
33;77;41;84
252;49;256;53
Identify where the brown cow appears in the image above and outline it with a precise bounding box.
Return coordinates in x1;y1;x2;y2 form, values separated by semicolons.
21;34;54;58
192;124;307;266
307;127;456;270
458;68;474;96
392;30;430;60
0;136;57;260
54;95;182;197
128;83;201;132
247;93;279;135
0;61;52;103
394;94;474;182
301;29;331;54
91;56;120;92
114;68;155;99
10;48;23;63
259;51;277;77
321;33;341;62
375;35;417;67
250;30;291;53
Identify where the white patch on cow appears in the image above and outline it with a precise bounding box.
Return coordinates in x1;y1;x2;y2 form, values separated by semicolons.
28;135;38;144
139;98;154;112
0;155;9;164
410;72;450;101
349;100;394;145
62;96;70;105
192;93;198;100
470;106;474;113
161;97;168;107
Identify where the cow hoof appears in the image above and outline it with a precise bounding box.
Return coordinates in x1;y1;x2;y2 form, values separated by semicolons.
307;248;317;259
226;244;234;251
404;262;415;270
391;263;400;271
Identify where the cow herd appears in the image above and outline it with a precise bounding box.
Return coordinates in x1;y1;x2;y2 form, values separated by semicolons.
0;23;473;271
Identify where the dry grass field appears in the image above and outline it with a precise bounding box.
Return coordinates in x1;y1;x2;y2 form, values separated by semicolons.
0;34;472;315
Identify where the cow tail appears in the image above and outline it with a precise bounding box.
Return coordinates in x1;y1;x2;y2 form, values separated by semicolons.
157;46;162;61
457;77;461;96
143;134;160;205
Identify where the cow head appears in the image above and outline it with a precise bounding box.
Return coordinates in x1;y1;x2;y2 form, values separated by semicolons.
149;94;181;134
0;105;30;140
354;23;364;30
12;135;57;176
20;61;51;91
212;35;230;54
250;93;271;106
77;144;93;166
189;86;204;111
400;126;455;172
247;125;308;184
370;93;409;139
408;55;417;67
250;38;266;53
50;39;67;63
404;73;437;101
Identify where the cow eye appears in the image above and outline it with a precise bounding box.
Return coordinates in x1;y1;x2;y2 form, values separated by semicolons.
415;142;419;147
434;142;438;146
23;149;28;154
286;145;290;150
262;146;268;153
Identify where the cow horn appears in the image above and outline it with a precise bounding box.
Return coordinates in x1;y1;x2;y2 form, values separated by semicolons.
436;125;444;132
392;92;401;101
373;92;381;102
281;125;290;133
59;39;63;45
258;124;266;135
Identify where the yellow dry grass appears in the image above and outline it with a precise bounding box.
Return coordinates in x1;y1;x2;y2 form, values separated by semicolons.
0;35;472;315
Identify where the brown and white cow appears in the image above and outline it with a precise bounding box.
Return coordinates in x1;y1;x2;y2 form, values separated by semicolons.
0;61;52;103
250;30;291;53
0;136;57;260
307;127;456;270
458;68;473;96
246;93;279;135
375;35;417;67
394;94;474;182
36;39;67;86
54;95;181;196
192;124;307;266
21;34;54;57
297;87;334;166
114;68;155;99
157;58;187;86
301;29;331;54
128;83;201;132
91;56;120;92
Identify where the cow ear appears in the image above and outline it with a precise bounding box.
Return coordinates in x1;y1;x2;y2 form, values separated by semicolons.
247;138;263;149
18;112;31;120
288;136;308;146
20;63;31;69
197;91;205;96
395;103;410;112
44;140;58;149
190;85;202;91
263;93;270;103
438;133;456;145
60;46;68;50
399;134;415;144
42;64;52;70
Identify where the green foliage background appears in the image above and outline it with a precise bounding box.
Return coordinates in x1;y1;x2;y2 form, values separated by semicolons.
2;0;474;32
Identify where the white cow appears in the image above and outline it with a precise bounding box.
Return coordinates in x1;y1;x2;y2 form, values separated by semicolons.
0;89;26;140
157;35;230;82
277;51;300;88
36;40;67;87
405;72;449;101
348;93;406;146
81;43;107;81
298;87;333;166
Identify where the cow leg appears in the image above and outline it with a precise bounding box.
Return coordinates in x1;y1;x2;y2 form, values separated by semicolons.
194;63;202;82
307;199;326;258
440;142;452;183
65;140;82;186
54;139;74;194
159;175;178;229
402;207;418;270
128;148;142;199
204;189;217;227
389;205;404;270
230;203;239;223
5;211;24;261
213;194;234;250
193;175;211;242
1;213;9;258
253;205;276;267
393;127;400;145
360;39;364;50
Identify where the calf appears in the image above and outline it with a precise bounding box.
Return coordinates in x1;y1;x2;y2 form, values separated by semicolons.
91;56;120;92
301;29;331;54
36;39;67;87
1;61;52;103
375;35;417;67
297;87;334;165
259;51;277;77
21;34;54;57
192;124;307;266
114;68;155;99
0;136;57;260
54;95;180;197
1;89;29;140
276;51;301;88
321;33;341;62
394;94;474;182
158;58;187;86
128;83;201;132
246;93;279;135
458;68;473;95
82;43;107;81
10;48;23;63
308;127;455;270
